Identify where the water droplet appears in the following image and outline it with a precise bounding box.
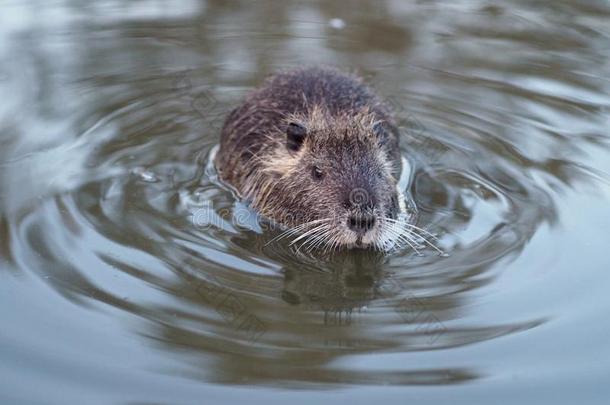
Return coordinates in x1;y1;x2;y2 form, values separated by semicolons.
132;167;159;183
328;18;346;30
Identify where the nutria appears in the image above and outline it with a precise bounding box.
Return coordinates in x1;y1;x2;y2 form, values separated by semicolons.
215;66;416;251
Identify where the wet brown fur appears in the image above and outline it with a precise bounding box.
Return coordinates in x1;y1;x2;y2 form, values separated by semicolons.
215;67;402;247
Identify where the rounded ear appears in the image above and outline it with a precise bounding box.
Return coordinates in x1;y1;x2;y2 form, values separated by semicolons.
286;122;307;151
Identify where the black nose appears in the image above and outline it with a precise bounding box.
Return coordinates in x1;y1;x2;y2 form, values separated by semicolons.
348;214;376;233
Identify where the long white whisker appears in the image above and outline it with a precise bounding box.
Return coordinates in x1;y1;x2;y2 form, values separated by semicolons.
297;225;332;253
402;227;444;254
331;231;345;253
291;223;330;246
308;228;334;252
323;231;342;255
384;218;440;241
266;218;332;246
397;233;422;255
381;220;422;254
285;218;331;236
403;224;440;241
321;232;336;255
382;217;444;255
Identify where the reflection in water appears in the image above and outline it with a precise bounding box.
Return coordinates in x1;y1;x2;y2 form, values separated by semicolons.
1;0;610;403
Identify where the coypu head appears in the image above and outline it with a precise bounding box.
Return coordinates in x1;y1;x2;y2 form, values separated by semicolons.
251;107;414;251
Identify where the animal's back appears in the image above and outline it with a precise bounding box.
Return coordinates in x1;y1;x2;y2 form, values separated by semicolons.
250;66;385;116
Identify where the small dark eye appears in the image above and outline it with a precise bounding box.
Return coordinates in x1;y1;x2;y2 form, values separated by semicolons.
312;165;324;180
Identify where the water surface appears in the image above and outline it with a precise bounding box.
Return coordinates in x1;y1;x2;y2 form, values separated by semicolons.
1;1;610;404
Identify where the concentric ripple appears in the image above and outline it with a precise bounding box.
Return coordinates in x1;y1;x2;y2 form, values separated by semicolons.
1;1;610;403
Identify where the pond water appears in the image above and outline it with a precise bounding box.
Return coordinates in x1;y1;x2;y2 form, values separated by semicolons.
1;1;610;404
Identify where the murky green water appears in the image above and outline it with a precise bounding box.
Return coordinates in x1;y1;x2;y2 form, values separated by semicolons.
1;1;610;404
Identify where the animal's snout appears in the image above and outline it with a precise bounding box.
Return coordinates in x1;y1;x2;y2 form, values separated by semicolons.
348;213;376;233
345;187;378;234
345;187;376;211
